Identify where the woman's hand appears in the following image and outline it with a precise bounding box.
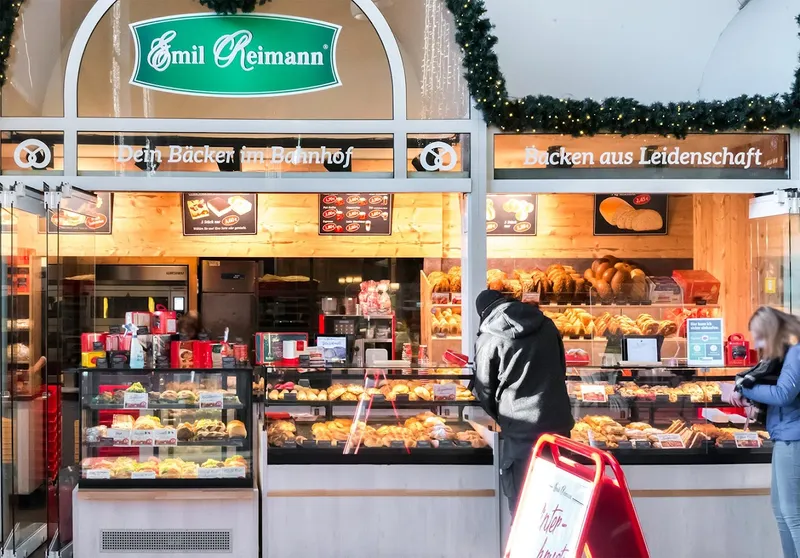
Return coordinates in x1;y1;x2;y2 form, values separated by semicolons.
729;391;748;407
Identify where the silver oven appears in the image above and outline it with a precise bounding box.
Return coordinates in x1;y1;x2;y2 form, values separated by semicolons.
93;265;189;330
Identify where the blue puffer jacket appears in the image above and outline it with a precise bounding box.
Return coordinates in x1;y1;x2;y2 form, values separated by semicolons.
742;344;800;441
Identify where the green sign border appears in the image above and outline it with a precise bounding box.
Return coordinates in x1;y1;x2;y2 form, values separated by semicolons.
129;13;342;98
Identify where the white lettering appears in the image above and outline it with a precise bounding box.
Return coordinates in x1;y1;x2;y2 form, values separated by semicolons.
168;145;182;163
117;145;134;163
272;146;284;164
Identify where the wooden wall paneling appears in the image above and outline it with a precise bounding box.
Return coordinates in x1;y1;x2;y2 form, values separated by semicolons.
692;194;753;337
54;193;446;259
478;194;694;260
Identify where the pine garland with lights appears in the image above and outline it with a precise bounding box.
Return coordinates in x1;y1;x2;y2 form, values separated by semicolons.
0;0;24;87
445;0;800;136
195;0;271;14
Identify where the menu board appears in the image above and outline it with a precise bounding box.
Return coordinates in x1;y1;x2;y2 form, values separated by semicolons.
43;192;113;234
594;194;668;236
486;194;536;236
318;194;392;236
182;194;257;236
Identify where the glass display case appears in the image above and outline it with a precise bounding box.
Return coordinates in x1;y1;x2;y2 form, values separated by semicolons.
79;368;253;488
567;366;772;464
264;365;492;465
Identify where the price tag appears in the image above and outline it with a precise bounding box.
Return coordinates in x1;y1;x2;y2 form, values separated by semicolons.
734;432;762;448
655;434;685;449
521;292;540;304
86;469;111;479
154;428;178;447
580;384;609;403
439;406;460;419
765;277;778;295
220;466;246;479
389;440;405;449
131;471;156;480
130;430;154;446
123;392;148;409
199;392;224;409
108;428;131;446
198;467;221;479
433;383;457;401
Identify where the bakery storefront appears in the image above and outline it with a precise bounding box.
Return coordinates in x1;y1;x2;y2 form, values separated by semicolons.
487;131;799;557
0;1;495;558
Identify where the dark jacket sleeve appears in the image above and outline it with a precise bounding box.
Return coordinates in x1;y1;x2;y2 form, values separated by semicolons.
474;338;500;420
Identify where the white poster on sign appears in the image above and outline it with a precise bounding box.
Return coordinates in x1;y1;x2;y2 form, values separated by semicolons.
505;458;593;558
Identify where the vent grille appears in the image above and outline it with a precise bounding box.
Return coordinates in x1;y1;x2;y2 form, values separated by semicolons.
100;530;231;553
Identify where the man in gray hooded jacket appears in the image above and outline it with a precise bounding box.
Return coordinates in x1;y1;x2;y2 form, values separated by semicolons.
473;289;574;513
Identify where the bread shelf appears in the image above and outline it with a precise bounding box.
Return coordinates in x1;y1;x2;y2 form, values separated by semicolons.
85;402;244;411
266;399;478;408
87;439;246;448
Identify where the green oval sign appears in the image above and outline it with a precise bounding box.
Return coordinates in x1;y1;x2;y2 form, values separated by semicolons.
130;13;342;98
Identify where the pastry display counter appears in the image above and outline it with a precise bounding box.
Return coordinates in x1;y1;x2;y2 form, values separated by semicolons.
73;368;259;558
261;365;500;558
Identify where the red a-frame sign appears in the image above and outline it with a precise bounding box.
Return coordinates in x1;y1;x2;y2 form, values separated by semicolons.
505;434;649;558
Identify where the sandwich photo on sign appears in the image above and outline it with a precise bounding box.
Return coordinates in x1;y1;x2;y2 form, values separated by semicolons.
594;194;668;236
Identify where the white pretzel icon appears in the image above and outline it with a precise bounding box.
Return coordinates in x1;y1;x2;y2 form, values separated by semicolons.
419;141;458;172
13;139;51;170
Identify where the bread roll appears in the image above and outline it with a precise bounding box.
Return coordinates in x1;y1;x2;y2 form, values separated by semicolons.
610;269;630;295
596;262;611;278
227;420;247;438
601;267;616;283
594;279;613;301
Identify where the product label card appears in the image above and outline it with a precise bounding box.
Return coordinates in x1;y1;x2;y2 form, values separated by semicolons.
199;392;224;409
198;468;221;479
154;428;178;446
580;384;609;403
220;466;246;479
655;434;685;449
108;428;132;446
433;383;457;401
130;430;155;446
439;405;460;419
123;392;149;409
131;471;157;480
734;432;761;448
86;469;112;479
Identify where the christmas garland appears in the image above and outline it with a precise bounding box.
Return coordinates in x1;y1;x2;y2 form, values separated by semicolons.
2;0;799;136
0;0;24;87
444;0;800;136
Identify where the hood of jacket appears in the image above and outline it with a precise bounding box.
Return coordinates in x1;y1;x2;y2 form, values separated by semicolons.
479;301;545;340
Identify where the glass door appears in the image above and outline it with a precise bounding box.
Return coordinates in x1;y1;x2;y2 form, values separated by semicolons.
47;186;98;558
0;184;49;558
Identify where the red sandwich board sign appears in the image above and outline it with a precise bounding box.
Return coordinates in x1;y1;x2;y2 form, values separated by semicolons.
504;434;649;558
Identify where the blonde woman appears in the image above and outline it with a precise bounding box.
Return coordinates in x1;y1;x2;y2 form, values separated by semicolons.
734;306;800;558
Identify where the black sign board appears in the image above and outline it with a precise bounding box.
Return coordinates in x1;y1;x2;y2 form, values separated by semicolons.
181;194;257;236
486;194;536;236
318;194;392;236
42;192;113;234
594;194;668;236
